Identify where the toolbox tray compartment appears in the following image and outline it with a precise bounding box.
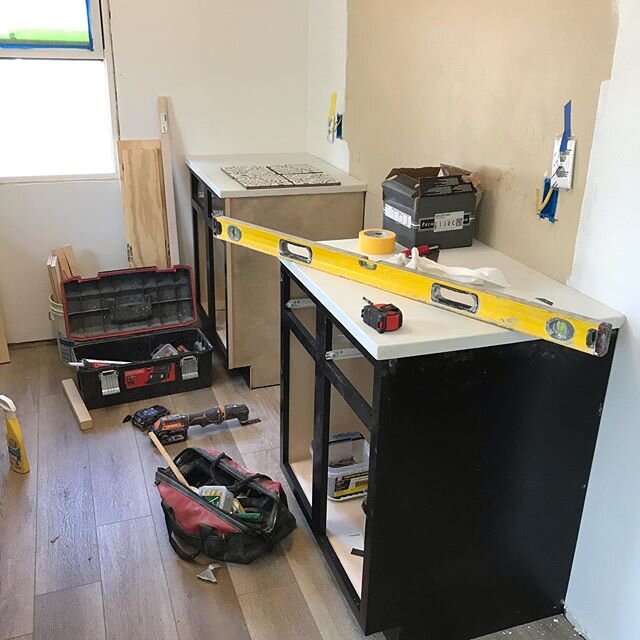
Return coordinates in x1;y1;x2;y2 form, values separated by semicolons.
62;266;213;409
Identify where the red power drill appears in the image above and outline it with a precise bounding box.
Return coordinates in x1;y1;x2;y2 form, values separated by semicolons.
150;404;258;445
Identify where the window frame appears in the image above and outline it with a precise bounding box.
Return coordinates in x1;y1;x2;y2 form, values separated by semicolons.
0;0;120;183
0;0;104;60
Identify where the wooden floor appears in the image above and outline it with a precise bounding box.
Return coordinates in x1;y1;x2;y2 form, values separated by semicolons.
0;343;585;640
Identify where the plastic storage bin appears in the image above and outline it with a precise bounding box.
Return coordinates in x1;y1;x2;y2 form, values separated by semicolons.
324;432;370;502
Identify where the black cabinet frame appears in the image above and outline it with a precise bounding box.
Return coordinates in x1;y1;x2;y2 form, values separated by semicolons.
191;174;229;366
279;263;617;640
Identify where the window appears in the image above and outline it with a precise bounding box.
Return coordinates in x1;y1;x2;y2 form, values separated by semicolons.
0;0;103;59
0;0;116;179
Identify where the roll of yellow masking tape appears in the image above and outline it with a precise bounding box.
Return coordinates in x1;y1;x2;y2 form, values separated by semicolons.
358;229;397;255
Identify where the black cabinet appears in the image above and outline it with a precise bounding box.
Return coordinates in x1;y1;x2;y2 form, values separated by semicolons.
279;264;617;640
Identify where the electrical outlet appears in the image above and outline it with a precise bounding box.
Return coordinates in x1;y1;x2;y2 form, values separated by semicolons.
551;136;576;190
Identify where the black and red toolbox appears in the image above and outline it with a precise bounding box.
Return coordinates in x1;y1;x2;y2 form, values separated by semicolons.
62;266;213;409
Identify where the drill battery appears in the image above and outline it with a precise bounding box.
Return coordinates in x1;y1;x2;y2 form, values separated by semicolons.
123;405;170;431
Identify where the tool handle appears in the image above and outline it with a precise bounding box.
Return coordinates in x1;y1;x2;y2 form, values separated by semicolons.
186;404;250;427
148;432;196;492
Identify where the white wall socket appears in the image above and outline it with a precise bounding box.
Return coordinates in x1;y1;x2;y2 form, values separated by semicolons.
551;136;576;190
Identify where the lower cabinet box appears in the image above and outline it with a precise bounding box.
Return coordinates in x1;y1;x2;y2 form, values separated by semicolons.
61;266;213;409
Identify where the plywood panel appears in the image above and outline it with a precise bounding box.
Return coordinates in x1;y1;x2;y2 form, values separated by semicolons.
34;582;105;640
97;516;178;640
346;0;617;281
228;192;364;387
118;139;170;269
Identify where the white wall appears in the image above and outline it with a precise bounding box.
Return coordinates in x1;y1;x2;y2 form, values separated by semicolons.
0;0;310;344
0;180;127;342
110;0;310;267
565;2;640;639
306;0;349;171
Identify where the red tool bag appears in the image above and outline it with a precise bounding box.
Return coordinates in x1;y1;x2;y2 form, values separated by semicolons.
155;447;296;563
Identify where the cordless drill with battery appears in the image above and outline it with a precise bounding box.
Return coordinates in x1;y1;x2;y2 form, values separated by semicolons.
150;404;257;445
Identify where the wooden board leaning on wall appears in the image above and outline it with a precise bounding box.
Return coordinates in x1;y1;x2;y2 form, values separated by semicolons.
117;139;171;269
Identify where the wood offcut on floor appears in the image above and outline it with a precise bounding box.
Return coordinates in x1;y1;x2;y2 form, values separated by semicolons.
0;343;585;640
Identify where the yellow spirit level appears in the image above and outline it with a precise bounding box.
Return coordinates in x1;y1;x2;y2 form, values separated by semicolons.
212;217;613;357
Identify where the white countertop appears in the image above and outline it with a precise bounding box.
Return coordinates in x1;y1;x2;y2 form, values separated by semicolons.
186;153;367;198
283;239;625;361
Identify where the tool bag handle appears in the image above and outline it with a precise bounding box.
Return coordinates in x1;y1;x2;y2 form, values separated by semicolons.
161;502;212;561
208;452;279;501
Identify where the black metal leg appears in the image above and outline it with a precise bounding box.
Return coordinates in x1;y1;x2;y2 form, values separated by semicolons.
280;268;291;471
311;305;331;534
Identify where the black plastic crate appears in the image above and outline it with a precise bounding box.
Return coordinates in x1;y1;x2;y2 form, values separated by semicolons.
62;266;213;409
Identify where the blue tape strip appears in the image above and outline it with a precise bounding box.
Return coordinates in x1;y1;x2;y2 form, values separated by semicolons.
0;41;91;50
0;0;94;51
539;177;560;223
85;0;94;52
560;100;572;153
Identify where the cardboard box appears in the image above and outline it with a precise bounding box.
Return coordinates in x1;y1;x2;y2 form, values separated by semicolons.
382;166;479;250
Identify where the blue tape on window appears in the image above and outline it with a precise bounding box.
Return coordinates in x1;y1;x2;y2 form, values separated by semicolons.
85;0;95;52
0;41;92;50
560;100;572;153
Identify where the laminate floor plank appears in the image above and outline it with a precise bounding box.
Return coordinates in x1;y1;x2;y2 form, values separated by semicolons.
89;403;150;526
97;516;178;640
209;390;323;640
0;412;39;640
252;384;281;451
131;394;251;640
210;362;273;455
238;583;323;640
35;393;99;595
240;448;370;640
0;345;40;414
38;344;72;398
34;582;105;640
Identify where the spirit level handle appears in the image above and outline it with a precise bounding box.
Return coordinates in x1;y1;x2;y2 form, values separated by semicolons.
279;240;313;264
431;284;479;313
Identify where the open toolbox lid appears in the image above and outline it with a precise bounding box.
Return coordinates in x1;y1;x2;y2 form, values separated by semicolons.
61;266;198;342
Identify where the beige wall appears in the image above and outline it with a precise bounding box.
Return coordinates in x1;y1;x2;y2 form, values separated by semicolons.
345;0;617;281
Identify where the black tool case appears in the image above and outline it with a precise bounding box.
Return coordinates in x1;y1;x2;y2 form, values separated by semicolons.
62;266;213;409
382;167;477;249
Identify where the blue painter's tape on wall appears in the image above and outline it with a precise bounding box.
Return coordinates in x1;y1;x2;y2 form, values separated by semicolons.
560;100;572;153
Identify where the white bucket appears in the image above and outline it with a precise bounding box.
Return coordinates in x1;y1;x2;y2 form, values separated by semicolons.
48;295;75;365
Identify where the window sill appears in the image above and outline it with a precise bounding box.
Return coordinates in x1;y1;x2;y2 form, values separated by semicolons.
0;172;118;185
